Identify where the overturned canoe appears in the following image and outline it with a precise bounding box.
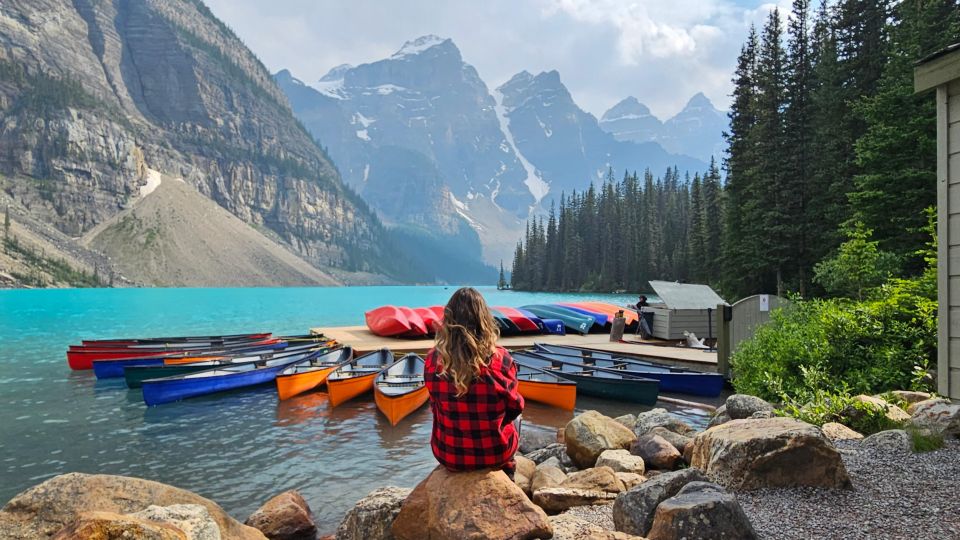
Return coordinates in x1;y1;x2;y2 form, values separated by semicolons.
275;346;354;401
514;360;577;410
533;343;725;397
67;336;282;370
512;350;659;405
326;348;394;407
519;305;595;335
374;353;428;425
365;306;413;337
492;306;541;333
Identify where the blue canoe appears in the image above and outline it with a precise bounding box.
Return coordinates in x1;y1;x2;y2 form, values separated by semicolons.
556;304;609;328
92;340;292;379
533;343;725;397
516;309;565;335
141;346;328;406
520;305;595;335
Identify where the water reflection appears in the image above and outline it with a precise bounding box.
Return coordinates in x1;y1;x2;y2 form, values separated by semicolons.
274;391;332;427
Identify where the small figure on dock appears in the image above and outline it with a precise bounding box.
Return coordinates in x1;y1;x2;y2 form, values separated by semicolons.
634;295;652;338
424;287;525;478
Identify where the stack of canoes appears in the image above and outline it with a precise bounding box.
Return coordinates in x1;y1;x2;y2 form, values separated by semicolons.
364;302;639;338
66;332;279;370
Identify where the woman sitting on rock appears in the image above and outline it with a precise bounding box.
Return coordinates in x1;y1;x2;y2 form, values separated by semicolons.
424;287;524;477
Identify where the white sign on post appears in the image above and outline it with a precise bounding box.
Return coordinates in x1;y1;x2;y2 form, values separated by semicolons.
759;294;770;312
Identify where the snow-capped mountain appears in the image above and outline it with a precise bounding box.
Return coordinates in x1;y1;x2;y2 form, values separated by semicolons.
276;35;710;265
497;71;705;196
600;93;729;163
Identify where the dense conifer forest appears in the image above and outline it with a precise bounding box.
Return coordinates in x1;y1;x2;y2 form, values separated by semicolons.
511;0;959;299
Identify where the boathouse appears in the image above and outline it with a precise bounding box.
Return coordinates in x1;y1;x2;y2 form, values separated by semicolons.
645;281;727;341
916;43;960;401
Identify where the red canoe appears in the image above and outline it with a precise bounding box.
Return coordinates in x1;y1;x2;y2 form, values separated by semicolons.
397;307;429;337
365;306;413;337
492;306;541;333
413;307;442;334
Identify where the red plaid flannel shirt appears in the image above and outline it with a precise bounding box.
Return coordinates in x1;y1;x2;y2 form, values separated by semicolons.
424;346;524;472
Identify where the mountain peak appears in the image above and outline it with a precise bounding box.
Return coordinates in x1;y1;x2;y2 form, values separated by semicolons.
601;97;653;122
392;35;455;59
320;63;353;82
683;92;714;110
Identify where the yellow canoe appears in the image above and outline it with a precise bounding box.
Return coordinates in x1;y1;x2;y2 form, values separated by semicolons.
373;353;428;425
326;348;393;407
275;347;353;401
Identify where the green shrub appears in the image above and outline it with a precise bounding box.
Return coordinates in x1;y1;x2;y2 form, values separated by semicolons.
908;427;945;453
776;387;905;435
731;277;936;403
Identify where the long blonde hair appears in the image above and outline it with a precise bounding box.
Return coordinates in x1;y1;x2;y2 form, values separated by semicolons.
434;287;499;397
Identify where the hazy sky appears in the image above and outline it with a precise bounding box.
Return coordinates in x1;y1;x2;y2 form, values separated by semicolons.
204;0;791;119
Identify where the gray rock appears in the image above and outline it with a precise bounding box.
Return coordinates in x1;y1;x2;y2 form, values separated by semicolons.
132;504;221;540
690;418;852;490
245;490;315;540
539;456;563;470
647;481;758;540
531;465;568;493
725;395;774;420
526;443;567;464
614;414;638;429
861;429;913;454
612;468;708;536
648;426;693;454
565;411;638;469
708;405;731;429
910;399;960;437
748;410;773;419
631;434;682;470
520;427;558;454
533;487;619;514
336;487;411;540
596;449;646;475
634;408;695;438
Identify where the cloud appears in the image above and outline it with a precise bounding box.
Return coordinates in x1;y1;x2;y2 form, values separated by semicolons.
203;0;789;119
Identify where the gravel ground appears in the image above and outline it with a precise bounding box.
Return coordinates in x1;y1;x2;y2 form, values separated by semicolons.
738;439;960;540
563;504;616;530
562;439;960;539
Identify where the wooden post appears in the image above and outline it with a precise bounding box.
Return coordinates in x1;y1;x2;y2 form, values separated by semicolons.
716;303;731;379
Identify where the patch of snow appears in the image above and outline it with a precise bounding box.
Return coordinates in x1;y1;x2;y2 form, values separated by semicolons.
492;89;550;203
602;113;654;122
466;191;476;200
392;35;448;59
356;129;370;141
139;168;162;198
374;84;406;95
312;78;346;100
536;116;552;137
353;112;375;127
449;192;468;212
450;192;484;232
362;164;370;183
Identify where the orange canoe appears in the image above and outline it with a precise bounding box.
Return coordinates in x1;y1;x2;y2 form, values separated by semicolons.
570;302;639;325
515;360;577;410
326;348;394;407
275;347;354;401
374;353;428;425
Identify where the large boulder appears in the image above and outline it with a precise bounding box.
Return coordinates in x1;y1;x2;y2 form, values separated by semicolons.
725;395;774;420
888;390;932;406
246;490;316;540
51;511;187;540
689;418;851;490
520;427;558;454
549;514;644;540
647;427;693;454
561;467;625;494
565;411;638;469
851;395;911;423
335;487;410;540
0;473;264;540
516;455;537;482
910;399;960;437
525;443;569;466
615;414;638;429
133;505;221;540
647;482;758;540
531;465;568;493
821;422;864;441
907;397;949;415
861;429;912;453
634;409;695;438
612;468;708;536
615;473;647;490
596;449;646;475
392;467;551;540
532;488;618;514
630;434;681;470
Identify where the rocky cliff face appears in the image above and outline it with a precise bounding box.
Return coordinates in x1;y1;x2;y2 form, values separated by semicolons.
600;93;729;163
0;0;399;280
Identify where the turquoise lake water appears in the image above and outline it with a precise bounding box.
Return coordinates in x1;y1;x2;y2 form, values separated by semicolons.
0;285;704;534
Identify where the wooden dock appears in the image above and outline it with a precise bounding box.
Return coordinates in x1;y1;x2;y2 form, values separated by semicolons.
311;325;718;371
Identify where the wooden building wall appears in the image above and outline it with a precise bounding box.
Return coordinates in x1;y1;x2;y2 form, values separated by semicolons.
648;307;719;341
